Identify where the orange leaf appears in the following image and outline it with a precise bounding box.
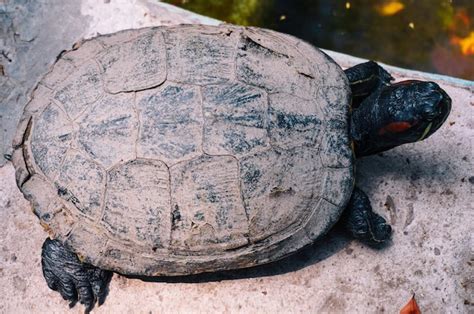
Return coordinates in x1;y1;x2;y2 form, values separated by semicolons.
377;1;405;16
400;295;421;314
457;32;474;56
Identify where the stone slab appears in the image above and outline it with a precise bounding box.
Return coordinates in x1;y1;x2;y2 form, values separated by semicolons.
0;1;472;313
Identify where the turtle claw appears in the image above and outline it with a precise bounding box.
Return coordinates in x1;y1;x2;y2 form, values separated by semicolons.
41;238;112;312
342;187;392;247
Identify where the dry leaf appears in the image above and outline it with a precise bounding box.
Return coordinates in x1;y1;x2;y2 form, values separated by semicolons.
400;295;421;314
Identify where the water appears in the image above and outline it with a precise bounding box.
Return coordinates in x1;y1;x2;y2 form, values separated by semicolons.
164;0;474;80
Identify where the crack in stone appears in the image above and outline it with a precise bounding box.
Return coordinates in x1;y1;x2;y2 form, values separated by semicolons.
132;91;140;160
19;117;34;188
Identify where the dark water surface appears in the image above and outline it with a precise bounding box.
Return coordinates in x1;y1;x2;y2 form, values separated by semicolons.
164;0;474;80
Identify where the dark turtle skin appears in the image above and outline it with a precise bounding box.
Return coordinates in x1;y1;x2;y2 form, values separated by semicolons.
343;61;451;241
13;25;451;311
346;61;451;157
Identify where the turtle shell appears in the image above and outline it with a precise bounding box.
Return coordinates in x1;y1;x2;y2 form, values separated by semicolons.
12;24;354;276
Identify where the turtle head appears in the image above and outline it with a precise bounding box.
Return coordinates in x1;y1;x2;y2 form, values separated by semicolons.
376;81;452;143
351;80;452;157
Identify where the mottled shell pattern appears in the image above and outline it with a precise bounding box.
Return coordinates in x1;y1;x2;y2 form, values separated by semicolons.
12;24;353;276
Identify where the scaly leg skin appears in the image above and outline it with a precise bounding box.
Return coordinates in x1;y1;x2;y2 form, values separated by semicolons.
341;187;392;247
344;61;394;108
41;238;112;312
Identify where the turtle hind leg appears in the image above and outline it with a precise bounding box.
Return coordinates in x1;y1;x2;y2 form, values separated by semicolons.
344;61;394;108
41;238;113;312
340;187;392;247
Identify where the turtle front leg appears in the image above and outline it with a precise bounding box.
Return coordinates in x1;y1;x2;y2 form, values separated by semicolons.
344;61;394;107
340;187;392;247
41;238;112;312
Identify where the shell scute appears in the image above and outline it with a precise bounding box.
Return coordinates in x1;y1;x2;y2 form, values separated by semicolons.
164;25;238;85
236;30;317;100
268;93;323;150
96;30;167;93
31;103;73;179
240;148;325;242
77;92;137;168
102;159;171;249
136;83;203;165
53;60;103;120
202;82;270;156
170;155;249;253
55;151;105;219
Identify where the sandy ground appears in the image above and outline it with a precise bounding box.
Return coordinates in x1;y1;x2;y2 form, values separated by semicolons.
0;1;473;313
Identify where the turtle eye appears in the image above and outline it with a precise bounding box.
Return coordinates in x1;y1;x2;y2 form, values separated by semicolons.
378;121;413;135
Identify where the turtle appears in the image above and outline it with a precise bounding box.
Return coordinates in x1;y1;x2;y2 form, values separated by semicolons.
11;24;451;311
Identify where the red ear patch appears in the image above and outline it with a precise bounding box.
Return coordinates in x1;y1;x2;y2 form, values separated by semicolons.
379;121;412;135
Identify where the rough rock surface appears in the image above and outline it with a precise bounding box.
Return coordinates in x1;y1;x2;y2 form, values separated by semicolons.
0;1;473;313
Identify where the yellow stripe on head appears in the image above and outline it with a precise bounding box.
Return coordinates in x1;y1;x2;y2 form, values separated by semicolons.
417;122;433;141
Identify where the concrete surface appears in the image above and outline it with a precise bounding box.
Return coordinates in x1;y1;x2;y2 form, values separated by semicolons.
0;1;473;313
